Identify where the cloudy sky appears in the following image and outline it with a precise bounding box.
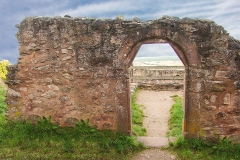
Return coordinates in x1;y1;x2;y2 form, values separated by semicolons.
0;0;240;64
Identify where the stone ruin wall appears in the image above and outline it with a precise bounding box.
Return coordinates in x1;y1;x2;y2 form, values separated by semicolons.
130;67;184;91
6;15;240;142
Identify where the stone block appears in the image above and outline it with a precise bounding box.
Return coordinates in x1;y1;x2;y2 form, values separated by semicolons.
62;56;72;61
210;95;217;103
206;81;226;92
107;69;128;79
223;93;230;105
77;70;93;78
61;49;68;54
48;84;59;91
205;106;216;111
215;71;228;78
93;69;106;78
7;88;21;98
62;73;73;80
41;90;57;99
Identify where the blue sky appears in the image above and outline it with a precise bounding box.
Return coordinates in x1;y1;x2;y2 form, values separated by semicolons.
0;0;239;64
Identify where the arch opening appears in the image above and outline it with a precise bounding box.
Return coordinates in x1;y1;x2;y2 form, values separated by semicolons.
123;38;190;69
129;42;186;139
115;32;200;138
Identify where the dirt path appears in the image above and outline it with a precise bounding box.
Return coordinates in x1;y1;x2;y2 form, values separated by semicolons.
131;149;177;160
137;90;183;137
131;90;183;160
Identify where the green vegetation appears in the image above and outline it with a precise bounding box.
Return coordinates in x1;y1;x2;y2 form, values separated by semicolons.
168;94;240;160
0;86;7;116
170;137;240;160
0;85;144;159
131;86;146;136
0;60;10;81
1;75;239;159
168;94;183;137
0;118;144;159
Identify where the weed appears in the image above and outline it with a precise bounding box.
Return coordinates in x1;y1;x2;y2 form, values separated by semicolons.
167;95;240;160
0;74;145;159
170;137;240;160
131;86;146;136
168;94;183;137
0;86;7;115
0;118;144;159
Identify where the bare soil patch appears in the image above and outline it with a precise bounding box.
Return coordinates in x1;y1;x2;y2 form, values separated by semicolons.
131;149;177;160
136;90;183;137
131;90;183;160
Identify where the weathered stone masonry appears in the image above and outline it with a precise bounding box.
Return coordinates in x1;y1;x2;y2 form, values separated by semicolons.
6;15;240;141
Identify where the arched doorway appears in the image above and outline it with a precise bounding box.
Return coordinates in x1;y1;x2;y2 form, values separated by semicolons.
117;32;201;138
130;43;184;138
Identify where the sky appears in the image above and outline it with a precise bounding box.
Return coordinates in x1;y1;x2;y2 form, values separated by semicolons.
0;0;240;64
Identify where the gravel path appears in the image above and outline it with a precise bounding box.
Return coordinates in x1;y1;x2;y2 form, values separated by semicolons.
131;90;183;160
137;90;183;137
131;149;177;160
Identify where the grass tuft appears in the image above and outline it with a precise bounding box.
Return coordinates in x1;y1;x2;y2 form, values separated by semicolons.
168;94;183;137
170;136;240;160
167;94;240;160
131;86;146;136
0;86;7;115
0;118;144;159
0;85;145;159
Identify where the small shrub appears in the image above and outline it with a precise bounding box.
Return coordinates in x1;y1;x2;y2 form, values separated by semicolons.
0;60;10;81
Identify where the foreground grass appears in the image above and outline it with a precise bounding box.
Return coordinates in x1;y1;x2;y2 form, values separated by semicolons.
0;84;144;159
0;85;7;115
168;94;240;160
131;86;146;136
170;137;240;160
0;118;144;159
167;94;183;138
0;85;7;123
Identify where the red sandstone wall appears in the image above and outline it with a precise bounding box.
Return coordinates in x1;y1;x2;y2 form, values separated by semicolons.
6;16;240;141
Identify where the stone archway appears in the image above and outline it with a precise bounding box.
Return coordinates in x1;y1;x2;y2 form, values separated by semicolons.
117;32;200;138
6;16;240;142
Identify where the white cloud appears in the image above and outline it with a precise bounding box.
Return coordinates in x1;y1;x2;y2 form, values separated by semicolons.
56;1;140;18
137;44;176;57
209;0;240;19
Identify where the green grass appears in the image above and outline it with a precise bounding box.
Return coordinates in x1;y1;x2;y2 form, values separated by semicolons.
168;94;183;137
0;85;7;115
131;86;146;136
167;94;240;160
0;84;145;159
170;137;240;160
0;118;144;159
